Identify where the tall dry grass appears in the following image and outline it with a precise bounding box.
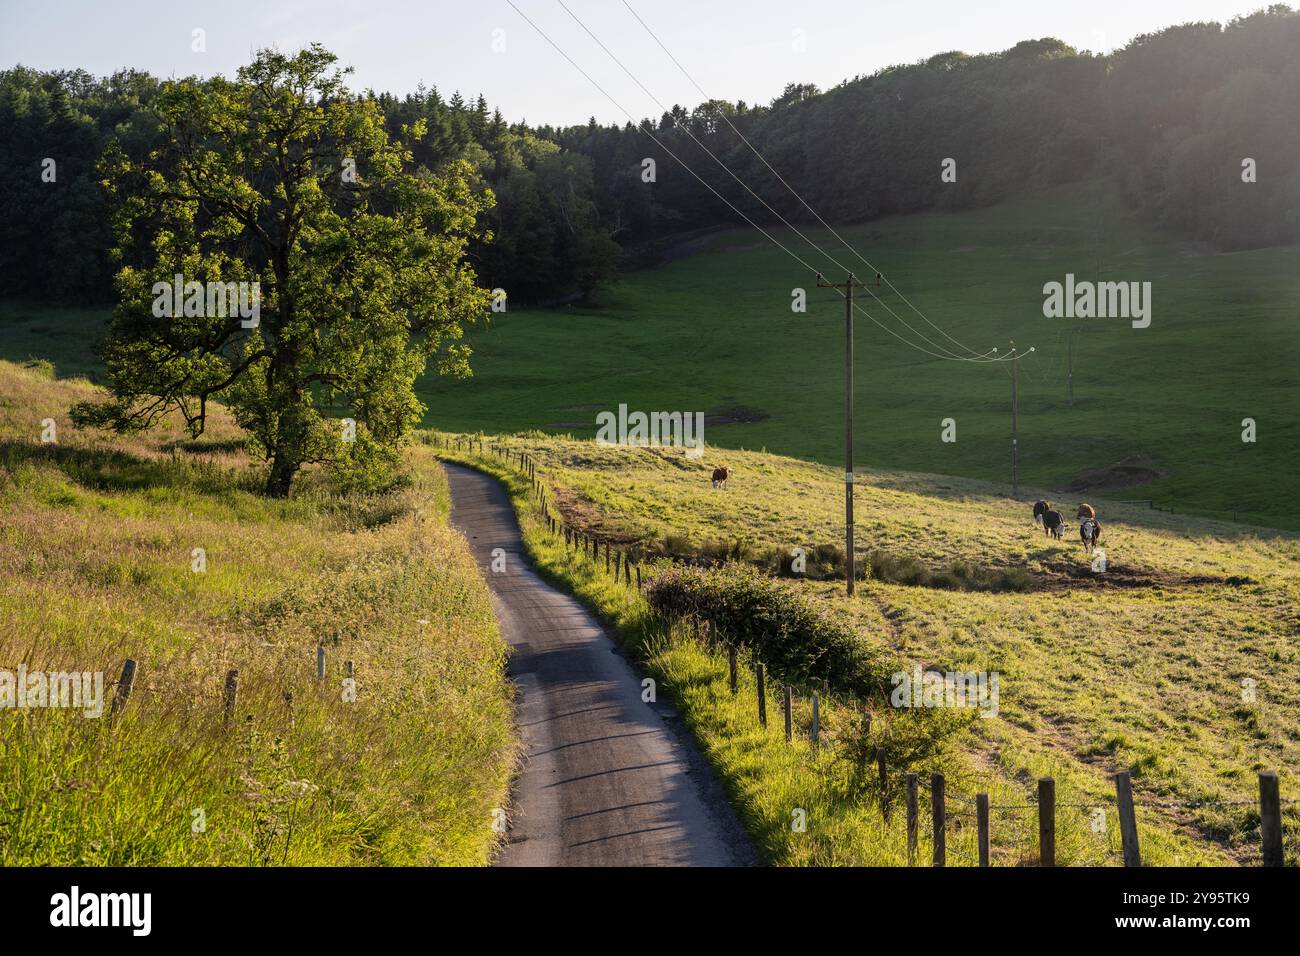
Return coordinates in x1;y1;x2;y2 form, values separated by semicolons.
0;362;515;865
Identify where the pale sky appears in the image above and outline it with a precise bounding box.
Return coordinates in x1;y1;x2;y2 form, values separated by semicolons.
0;0;1274;126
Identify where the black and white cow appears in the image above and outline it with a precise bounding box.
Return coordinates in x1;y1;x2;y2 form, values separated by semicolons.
1042;509;1066;539
1033;499;1051;531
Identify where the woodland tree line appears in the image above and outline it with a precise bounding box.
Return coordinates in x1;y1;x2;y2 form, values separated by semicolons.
2;4;1297;306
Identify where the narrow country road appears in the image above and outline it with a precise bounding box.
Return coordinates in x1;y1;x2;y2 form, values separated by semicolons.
443;463;751;867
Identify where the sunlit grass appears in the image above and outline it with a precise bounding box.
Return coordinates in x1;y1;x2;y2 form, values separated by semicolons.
0;362;516;865
437;434;1279;864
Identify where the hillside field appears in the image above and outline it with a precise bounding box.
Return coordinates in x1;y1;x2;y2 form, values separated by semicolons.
438;431;1300;865
415;182;1300;529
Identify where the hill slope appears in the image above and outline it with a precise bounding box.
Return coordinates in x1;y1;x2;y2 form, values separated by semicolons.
0;361;515;865
418;182;1300;528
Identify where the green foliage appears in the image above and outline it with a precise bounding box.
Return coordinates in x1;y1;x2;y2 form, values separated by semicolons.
540;6;1300;251
71;46;492;496
0;66;122;302
0;66;621;308
471;132;620;302
645;563;896;698
839;706;975;801
8;7;1296;314
20;357;56;379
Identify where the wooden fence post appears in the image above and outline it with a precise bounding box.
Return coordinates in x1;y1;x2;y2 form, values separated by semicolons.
1038;777;1056;867
906;773;919;865
756;664;766;728
932;773;946;867
223;669;239;727
109;658;137;718
1114;771;1141;867
624;558;631;587
1259;771;1283;867
783;685;793;743
636;566;642;591
811;693;820;749
877;747;888;819
976;793;990;867
605;543;610;574
316;644;325;681
728;646;738;695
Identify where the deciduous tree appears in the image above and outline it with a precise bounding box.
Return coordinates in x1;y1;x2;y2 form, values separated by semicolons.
75;45;492;496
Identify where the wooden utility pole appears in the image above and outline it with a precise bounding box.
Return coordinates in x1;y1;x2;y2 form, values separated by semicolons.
1010;341;1020;499
817;272;865;596
1065;329;1074;407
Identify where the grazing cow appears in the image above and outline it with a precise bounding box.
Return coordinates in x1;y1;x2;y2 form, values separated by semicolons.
711;466;730;489
1032;499;1051;531
1042;509;1066;539
1077;502;1097;521
1081;518;1102;553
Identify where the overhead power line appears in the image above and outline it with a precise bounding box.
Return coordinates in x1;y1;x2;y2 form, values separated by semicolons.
553;0;1005;363
619;0;995;361
503;0;1015;363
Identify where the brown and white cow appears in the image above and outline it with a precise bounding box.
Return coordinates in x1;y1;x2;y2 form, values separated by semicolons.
711;466;730;489
1081;518;1102;553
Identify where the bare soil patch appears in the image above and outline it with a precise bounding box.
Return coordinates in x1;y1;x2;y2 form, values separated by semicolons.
1067;455;1166;493
704;405;769;427
1033;558;1254;592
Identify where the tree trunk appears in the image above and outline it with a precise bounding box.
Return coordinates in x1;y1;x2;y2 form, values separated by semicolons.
264;453;298;498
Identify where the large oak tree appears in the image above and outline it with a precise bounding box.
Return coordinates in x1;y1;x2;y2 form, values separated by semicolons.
75;45;492;496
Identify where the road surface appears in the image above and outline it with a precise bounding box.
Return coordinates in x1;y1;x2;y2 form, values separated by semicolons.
443;462;751;867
